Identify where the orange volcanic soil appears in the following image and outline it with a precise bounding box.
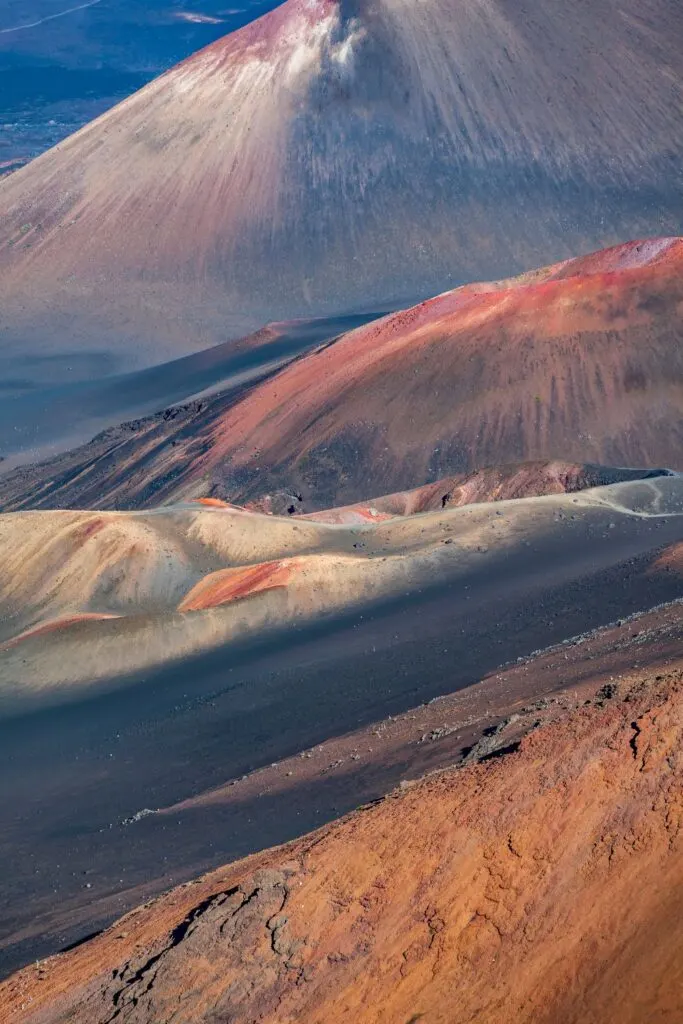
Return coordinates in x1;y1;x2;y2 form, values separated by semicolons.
178;559;298;612
4;663;683;1024
189;238;683;509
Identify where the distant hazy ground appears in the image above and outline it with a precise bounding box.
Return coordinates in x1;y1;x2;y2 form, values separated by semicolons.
0;0;280;167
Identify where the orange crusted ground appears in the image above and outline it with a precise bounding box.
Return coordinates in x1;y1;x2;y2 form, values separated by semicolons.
4;661;683;1024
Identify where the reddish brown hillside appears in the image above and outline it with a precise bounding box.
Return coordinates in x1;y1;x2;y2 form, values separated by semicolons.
199;238;683;508
4;665;683;1024
0;240;680;514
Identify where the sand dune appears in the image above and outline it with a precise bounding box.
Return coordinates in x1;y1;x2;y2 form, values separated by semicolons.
1;473;681;710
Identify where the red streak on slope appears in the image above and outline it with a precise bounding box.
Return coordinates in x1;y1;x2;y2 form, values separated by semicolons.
2;613;120;649
192;498;247;510
178;560;297;612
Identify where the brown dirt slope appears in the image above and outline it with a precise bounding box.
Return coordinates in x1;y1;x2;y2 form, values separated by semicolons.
4;666;683;1024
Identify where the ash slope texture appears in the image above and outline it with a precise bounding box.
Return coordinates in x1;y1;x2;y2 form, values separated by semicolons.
0;311;376;472
5;668;683;1024
2;0;683;371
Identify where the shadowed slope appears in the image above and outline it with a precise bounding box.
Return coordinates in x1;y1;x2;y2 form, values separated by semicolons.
0;311;377;472
1;0;683;374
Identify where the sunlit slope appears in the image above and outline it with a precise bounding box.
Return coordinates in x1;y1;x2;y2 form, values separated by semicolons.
1;472;681;708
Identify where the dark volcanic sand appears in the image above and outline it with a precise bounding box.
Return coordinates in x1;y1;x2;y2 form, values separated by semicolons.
0;508;681;979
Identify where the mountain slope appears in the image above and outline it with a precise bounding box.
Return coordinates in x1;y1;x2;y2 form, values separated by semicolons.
1;0;683;375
